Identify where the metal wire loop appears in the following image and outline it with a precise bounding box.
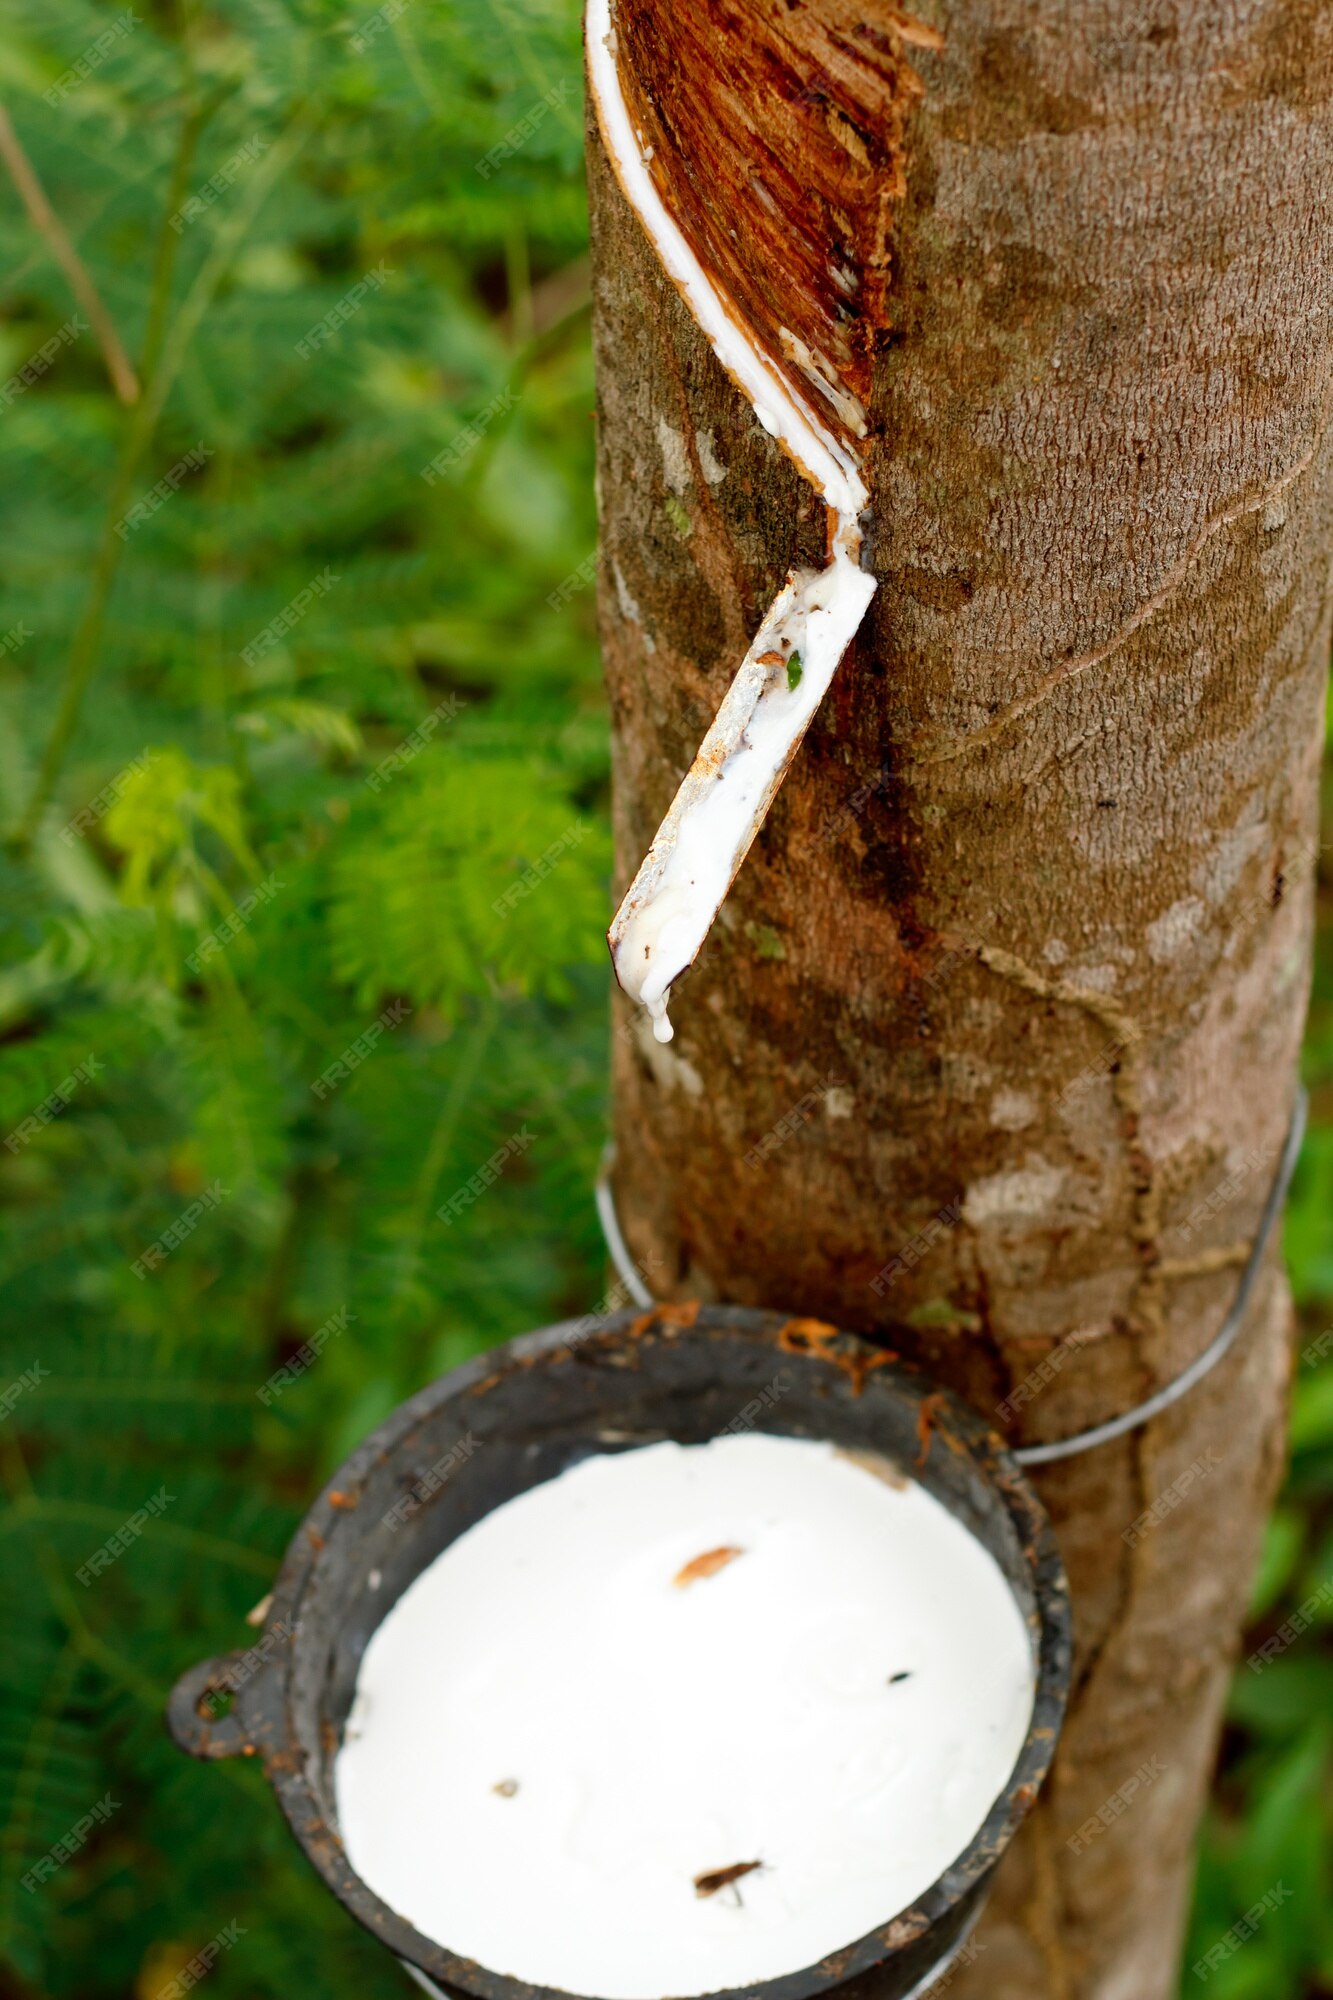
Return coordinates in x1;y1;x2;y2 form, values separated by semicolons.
593;1088;1308;1467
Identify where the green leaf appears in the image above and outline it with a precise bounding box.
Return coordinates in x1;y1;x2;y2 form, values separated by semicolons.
234;698;363;760
329;748;609;1017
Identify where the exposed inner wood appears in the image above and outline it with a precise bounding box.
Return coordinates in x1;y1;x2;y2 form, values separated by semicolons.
615;0;940;451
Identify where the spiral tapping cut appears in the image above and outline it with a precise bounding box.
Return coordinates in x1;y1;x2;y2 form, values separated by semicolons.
587;0;881;1043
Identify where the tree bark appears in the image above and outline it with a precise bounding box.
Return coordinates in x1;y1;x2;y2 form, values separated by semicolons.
590;4;1333;1996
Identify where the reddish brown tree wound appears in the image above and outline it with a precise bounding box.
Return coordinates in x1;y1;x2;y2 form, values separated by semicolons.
615;0;941;449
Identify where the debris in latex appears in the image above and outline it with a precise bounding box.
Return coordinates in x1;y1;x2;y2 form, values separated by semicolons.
694;1860;763;1900
674;1544;744;1587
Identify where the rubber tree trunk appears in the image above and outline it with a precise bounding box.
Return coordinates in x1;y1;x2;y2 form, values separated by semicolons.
590;5;1333;1996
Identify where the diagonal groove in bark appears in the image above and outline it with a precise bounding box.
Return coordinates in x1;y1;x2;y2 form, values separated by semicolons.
590;0;884;1045
906;363;1333;772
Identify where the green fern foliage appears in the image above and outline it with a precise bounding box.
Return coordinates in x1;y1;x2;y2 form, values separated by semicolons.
0;1;606;1993
329;748;610;1013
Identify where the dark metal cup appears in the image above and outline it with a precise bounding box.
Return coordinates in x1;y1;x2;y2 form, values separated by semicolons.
168;1305;1071;2000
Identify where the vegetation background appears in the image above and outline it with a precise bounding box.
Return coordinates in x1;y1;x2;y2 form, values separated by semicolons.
0;2;1327;1995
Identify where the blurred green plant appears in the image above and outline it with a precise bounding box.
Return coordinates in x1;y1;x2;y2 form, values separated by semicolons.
0;3;1329;1998
0;1;606;1993
1181;753;1333;1997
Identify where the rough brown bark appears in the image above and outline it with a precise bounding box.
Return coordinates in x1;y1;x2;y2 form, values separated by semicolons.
590;4;1333;1996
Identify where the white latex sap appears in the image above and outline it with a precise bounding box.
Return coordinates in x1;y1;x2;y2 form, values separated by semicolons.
336;1433;1035;1999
